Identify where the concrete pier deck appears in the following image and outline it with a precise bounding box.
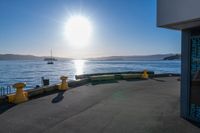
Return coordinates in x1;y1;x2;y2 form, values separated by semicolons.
0;77;199;133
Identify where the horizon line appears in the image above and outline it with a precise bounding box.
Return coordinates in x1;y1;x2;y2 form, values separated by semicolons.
0;53;181;59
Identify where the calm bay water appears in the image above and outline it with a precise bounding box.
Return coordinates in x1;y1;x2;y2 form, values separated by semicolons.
0;60;180;89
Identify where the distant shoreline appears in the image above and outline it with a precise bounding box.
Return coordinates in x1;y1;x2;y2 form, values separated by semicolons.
0;54;180;61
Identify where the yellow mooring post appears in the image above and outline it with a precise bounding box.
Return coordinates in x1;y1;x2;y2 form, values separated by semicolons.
12;83;28;104
59;76;68;91
142;70;149;79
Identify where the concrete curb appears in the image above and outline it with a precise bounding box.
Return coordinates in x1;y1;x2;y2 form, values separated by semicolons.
0;72;180;105
75;71;155;79
154;73;180;77
0;78;90;105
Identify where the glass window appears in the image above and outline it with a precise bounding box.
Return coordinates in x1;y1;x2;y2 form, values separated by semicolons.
190;35;200;121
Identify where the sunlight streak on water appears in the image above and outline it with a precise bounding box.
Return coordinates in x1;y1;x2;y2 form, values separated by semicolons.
73;60;86;75
0;60;180;89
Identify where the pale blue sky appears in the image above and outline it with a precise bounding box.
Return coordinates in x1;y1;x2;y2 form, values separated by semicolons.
0;0;180;58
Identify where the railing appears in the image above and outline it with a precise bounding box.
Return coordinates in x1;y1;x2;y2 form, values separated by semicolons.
0;86;13;96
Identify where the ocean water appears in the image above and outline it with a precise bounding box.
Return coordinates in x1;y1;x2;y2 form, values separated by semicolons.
0;60;180;89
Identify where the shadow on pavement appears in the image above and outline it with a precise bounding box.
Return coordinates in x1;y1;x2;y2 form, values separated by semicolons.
91;80;118;85
124;79;147;82
51;91;65;103
151;78;166;82
0;103;15;115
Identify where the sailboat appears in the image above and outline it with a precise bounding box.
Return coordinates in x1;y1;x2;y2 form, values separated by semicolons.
47;50;54;64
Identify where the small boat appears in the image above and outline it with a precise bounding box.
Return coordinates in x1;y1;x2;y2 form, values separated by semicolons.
44;58;57;61
47;61;54;64
46;50;55;64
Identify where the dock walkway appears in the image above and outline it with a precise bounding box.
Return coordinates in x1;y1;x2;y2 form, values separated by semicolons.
0;77;199;133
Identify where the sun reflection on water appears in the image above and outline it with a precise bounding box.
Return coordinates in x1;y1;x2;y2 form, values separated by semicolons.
73;60;86;75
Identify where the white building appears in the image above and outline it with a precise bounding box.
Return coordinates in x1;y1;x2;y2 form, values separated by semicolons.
157;0;200;123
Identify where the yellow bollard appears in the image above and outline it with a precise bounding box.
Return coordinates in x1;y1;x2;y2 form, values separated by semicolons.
12;83;28;104
59;76;68;91
141;70;149;79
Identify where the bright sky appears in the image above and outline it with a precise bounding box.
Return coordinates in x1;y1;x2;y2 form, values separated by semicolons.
0;0;180;59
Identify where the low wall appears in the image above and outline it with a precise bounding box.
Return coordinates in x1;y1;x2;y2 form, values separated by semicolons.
75;71;155;80
0;78;89;105
0;72;180;106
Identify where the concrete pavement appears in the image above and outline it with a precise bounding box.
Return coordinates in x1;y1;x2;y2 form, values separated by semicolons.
0;77;199;133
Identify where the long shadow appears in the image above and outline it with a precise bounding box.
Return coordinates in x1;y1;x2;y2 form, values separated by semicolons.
187;119;200;128
124;79;147;82
51;91;65;103
0;90;65;114
0;103;15;115
91;80;118;85
151;78;166;82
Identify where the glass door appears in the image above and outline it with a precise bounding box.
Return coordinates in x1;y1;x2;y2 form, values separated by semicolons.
190;35;200;122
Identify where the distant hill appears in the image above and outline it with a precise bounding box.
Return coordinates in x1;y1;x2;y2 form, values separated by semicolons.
0;54;42;60
0;54;181;61
163;54;181;60
88;54;180;61
0;54;71;61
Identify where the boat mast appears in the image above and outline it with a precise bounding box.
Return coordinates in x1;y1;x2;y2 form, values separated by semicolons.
51;49;53;61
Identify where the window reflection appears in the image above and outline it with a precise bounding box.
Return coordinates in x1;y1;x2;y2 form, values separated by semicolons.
190;36;200;120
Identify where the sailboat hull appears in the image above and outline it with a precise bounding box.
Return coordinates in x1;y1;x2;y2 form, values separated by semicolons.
47;61;54;64
46;50;55;64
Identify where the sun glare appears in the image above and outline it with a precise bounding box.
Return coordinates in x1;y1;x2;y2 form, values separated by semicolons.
73;60;86;75
65;15;92;47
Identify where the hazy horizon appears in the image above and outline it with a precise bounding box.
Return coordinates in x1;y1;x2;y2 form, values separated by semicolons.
0;0;181;58
0;52;180;59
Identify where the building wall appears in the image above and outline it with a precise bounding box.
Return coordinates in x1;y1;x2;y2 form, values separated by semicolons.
181;30;191;118
157;0;200;29
157;0;200;122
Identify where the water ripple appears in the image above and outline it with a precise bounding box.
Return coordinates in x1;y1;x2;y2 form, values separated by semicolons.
0;60;180;89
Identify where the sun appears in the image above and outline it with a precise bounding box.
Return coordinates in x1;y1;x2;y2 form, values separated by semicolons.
65;15;92;47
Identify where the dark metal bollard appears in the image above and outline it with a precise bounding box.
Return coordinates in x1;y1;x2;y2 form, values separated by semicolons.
0;86;12;96
41;77;50;86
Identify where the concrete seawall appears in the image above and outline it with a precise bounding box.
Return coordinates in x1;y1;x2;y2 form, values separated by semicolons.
0;72;180;106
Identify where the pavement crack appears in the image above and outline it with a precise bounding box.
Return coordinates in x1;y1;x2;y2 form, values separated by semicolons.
100;112;121;133
42;99;104;133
